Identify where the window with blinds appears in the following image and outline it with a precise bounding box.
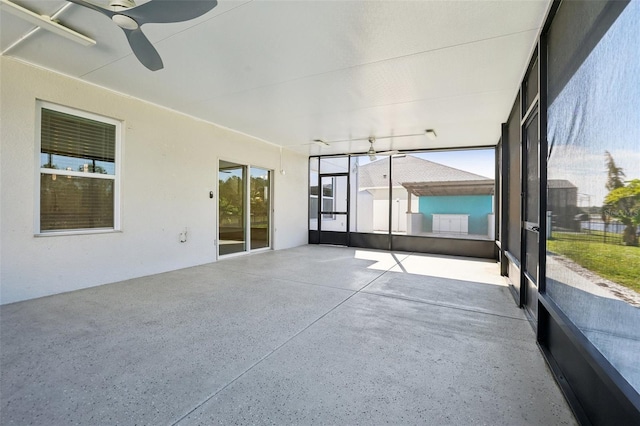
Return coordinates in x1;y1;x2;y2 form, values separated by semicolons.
38;103;120;233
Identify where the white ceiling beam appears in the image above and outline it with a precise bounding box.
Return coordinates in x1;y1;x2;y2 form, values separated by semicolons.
0;0;95;47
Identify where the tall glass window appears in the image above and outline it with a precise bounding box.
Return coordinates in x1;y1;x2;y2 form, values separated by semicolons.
350;155;389;234
391;150;495;239
345;150;495;239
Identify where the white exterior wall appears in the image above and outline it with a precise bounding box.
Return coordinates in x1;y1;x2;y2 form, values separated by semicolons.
0;58;308;304
368;188;418;232
355;191;374;232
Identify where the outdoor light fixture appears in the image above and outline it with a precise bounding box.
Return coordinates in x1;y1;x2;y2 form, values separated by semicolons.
279;147;286;175
425;129;437;140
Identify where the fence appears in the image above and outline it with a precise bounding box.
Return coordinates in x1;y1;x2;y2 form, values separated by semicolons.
551;220;628;245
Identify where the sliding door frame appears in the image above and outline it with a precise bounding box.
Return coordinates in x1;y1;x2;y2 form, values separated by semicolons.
217;158;273;259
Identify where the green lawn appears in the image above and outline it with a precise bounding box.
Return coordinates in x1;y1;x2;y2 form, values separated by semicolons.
548;232;640;293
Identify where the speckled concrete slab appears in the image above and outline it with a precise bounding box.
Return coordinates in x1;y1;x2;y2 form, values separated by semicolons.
217;247;410;291
178;292;576;426
363;258;520;318
1;245;576;426
0;266;351;425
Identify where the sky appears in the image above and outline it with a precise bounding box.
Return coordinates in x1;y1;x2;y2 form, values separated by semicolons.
547;1;640;206
412;149;495;179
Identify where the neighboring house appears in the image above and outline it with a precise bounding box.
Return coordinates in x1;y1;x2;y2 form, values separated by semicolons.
356;155;494;237
547;179;579;231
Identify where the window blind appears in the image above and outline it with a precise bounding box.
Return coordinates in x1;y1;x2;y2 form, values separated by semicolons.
40;175;114;231
41;108;115;162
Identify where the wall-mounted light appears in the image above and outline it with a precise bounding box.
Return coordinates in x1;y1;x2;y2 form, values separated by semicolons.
279;147;286;175
425;129;437;140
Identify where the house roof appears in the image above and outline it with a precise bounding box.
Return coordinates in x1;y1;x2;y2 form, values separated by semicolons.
403;180;495;196
548;179;577;189
358;155;492;188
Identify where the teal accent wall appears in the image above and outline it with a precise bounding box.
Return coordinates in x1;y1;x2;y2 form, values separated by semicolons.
419;195;493;235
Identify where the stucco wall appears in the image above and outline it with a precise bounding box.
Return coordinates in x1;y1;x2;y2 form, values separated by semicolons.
419;195;493;235
0;58;308;304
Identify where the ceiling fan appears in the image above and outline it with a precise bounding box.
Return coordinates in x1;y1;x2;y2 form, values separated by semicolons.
367;137;399;161
66;0;218;71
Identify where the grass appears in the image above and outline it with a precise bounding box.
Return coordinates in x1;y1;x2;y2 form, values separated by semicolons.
548;231;640;293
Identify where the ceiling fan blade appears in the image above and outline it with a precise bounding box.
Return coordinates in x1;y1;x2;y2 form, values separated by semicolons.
66;0;114;17
124;0;218;25
124;28;163;70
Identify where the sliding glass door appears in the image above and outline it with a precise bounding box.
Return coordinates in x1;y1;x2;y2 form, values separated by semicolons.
250;167;270;250
219;161;246;255
219;161;271;256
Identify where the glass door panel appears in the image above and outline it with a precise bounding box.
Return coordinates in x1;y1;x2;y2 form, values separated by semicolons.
320;176;348;216
219;161;246;256
523;113;539;318
319;174;349;245
309;158;319;232
250;167;270;250
320;157;348;174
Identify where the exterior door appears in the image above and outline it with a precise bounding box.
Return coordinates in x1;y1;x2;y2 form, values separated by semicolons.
219;161;246;256
522;112;540;318
250;167;271;250
318;174;349;246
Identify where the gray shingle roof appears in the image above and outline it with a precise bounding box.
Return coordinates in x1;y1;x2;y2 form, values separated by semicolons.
358;155;491;188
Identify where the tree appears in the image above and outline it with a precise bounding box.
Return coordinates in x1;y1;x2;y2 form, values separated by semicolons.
604;179;640;246
605;150;625;191
250;176;269;224
219;176;243;225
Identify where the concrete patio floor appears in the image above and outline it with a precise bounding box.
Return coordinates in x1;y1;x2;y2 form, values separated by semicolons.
0;245;576;425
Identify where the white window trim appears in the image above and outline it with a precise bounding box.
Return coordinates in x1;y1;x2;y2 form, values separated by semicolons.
35;100;122;236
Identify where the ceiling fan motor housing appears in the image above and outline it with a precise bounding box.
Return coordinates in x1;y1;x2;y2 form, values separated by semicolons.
109;0;136;9
109;0;138;30
112;13;138;30
367;137;377;158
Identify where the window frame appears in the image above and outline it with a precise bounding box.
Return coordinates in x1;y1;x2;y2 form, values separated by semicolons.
35;101;122;236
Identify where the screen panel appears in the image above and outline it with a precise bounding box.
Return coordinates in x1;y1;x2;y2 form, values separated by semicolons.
546;0;640;394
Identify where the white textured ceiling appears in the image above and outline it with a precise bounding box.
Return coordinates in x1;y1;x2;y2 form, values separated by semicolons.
1;0;550;155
